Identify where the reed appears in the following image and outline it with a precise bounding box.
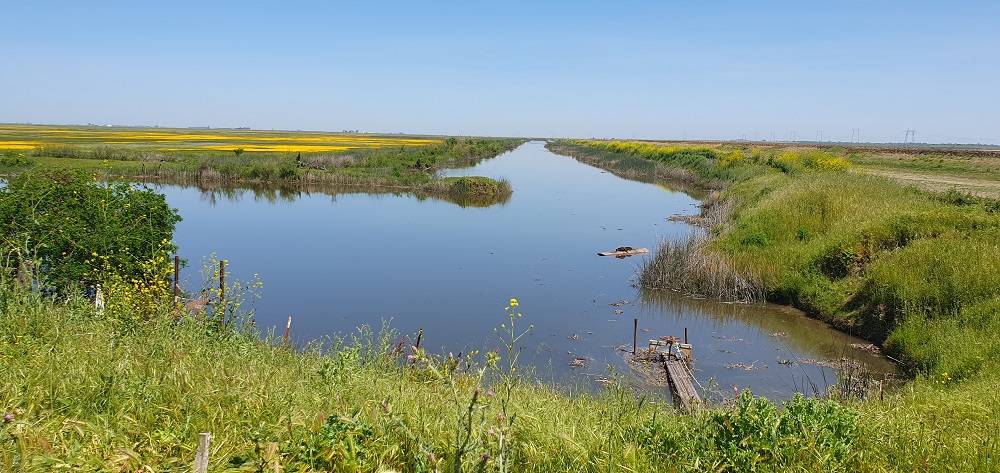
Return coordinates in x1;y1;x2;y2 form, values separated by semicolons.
639;234;764;303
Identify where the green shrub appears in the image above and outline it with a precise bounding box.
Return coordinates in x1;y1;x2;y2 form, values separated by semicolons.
0;152;33;168
30;144;87;158
0;171;180;289
708;391;860;470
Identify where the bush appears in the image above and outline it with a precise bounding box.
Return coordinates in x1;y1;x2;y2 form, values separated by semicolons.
708;391;860;470
30;144;86;158
0;171;180;290
0;152;33;167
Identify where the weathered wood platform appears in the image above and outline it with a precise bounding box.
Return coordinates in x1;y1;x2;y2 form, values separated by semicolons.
664;360;702;410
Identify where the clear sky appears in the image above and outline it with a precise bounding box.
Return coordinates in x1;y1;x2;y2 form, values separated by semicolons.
3;1;998;143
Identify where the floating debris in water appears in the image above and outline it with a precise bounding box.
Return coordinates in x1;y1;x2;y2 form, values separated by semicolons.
726;362;764;371
569;357;588;368
713;335;744;342
640;328;652;333
716;348;734;354
613;309;624;315
777;358;794;365
567;334;579;340
850;343;881;354
770;331;787;337
609;300;630;307
798;357;865;370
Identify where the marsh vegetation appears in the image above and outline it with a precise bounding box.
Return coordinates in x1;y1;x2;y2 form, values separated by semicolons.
0;125;522;203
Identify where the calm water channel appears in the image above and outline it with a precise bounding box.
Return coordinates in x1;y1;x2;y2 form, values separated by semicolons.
155;141;895;399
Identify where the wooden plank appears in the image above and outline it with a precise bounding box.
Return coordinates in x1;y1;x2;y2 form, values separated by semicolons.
665;360;701;410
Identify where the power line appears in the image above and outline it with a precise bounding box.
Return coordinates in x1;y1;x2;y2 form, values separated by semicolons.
850;128;861;143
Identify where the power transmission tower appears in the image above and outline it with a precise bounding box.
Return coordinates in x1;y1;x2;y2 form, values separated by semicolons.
850;128;861;143
816;130;824;142
904;129;916;143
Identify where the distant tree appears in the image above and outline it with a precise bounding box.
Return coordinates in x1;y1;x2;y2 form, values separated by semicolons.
233;148;244;157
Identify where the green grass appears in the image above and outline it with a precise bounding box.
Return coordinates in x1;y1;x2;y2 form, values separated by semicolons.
3;284;997;471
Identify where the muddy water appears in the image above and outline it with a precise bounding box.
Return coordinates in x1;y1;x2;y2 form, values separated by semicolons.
155;141;895;399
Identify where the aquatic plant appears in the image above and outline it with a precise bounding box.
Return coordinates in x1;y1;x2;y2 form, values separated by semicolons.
639;234;764;303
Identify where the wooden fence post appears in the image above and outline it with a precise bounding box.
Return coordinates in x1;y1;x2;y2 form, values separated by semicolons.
283;315;292;344
193;432;211;473
632;318;638;355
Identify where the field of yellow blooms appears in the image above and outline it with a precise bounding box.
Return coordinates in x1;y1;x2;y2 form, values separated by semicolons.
0;123;440;153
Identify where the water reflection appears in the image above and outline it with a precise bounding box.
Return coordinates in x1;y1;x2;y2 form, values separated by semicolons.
634;289;897;398
143;179;511;208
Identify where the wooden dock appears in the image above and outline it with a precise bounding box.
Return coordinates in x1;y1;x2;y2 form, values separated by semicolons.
664;360;702;410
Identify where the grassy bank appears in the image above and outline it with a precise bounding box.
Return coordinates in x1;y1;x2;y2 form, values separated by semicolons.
2;285;997;471
0;125;522;203
550;140;1000;378
548;139;1000;464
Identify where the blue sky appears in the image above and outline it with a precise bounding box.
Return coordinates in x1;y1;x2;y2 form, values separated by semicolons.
3;1;998;143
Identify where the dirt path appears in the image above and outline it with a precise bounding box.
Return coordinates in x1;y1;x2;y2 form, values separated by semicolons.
859;167;1000;198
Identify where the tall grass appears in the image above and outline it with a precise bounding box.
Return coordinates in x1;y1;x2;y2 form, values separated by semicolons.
639;234;764;303
5;280;994;471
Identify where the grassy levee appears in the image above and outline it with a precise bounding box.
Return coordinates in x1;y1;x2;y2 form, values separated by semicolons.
3;285;998;471
549;139;1000;466
0;135;523;203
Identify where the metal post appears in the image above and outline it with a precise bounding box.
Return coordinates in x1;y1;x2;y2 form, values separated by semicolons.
684;327;688;345
415;328;424;349
283;315;292;344
218;260;225;327
632;318;638;355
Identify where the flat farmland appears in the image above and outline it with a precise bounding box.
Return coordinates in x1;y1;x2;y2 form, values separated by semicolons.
0;124;440;153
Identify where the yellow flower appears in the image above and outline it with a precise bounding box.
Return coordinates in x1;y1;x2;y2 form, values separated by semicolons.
509;298;518;308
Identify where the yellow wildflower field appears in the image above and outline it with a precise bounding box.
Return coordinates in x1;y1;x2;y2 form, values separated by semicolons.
0;124;440;153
